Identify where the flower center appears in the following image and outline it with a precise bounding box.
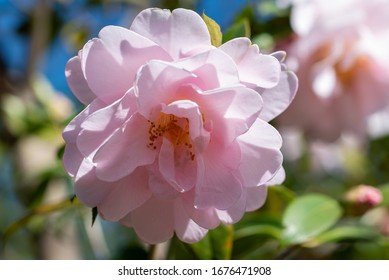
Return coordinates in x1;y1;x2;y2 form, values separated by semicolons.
147;112;195;160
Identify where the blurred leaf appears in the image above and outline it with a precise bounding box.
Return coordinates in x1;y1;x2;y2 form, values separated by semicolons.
234;224;282;240
3;196;81;242
378;183;389;206
281;194;343;246
223;18;251;42
167;236;199;259
209;224;233;259
202;12;222;47
304;226;378;248
188;224;233;259
251;33;275;52
190;233;213;260
261;185;296;217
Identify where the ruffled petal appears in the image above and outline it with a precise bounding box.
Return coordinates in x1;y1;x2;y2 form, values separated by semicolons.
159;139;197;192
174;48;240;90
194;142;243;210
81;26;170;104
174;198;208;243
130;8;211;59
245;186;268;212
199;86;263;146
131;196;175;244
135;60;198;119
148;167;180;200
74;158;112;208
77;91;135;158
258;70;298;122
180;190;220;229
94;113;157;182
62;99;106;176
237;118;283;187
65;56;96;105
219;37;281;88
98;167;152;221
216;187;247;224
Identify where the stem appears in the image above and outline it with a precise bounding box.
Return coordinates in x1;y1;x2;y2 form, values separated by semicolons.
2;196;80;243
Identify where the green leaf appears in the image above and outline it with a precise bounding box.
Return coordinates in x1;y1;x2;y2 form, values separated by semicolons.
222;18;251;43
281;194;343;246
234;224;282;240
190;233;213;260
202;12;222;47
209;224;233;260
261;185;296;217
304;225;378;247
378;183;389;206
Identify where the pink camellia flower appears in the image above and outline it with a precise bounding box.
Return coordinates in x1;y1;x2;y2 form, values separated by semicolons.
63;8;297;244
277;0;389;141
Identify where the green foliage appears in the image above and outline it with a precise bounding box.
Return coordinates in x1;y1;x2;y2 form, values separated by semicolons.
281;194;343;246
223;18;251;42
202;12;222;47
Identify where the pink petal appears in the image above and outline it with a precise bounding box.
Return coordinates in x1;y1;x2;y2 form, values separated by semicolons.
131;196;175;244
94;112;156;182
245;186;268;212
159;139;197;192
81;26;170;104
135;60;198;119
216;187;247;224
62;99;106;176
65;56;96;105
194;142;243;210
258;70;298;122
62;99;105;142
264;167;286;186
174;198;208;243
98;25;171;63
77;91;135;158
180;190;220;229
74;159;112;208
148;166;181;199
130;8;211;59
237;118;283;187
199;86;263;146
219;38;281;88
62;143;83;177
98;167;152;221
174;49;240;90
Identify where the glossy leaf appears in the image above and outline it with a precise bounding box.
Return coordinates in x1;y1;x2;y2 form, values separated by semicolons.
304;225;378;247
281;194;343;246
202;12;222;47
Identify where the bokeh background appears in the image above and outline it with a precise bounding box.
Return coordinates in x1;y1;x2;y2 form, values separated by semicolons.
1;0;389;260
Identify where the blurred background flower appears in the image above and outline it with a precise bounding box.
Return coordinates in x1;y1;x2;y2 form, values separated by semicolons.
2;0;389;260
277;0;389;141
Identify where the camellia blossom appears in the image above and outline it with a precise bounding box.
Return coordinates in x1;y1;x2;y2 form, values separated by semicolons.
277;0;389;141
63;8;297;244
